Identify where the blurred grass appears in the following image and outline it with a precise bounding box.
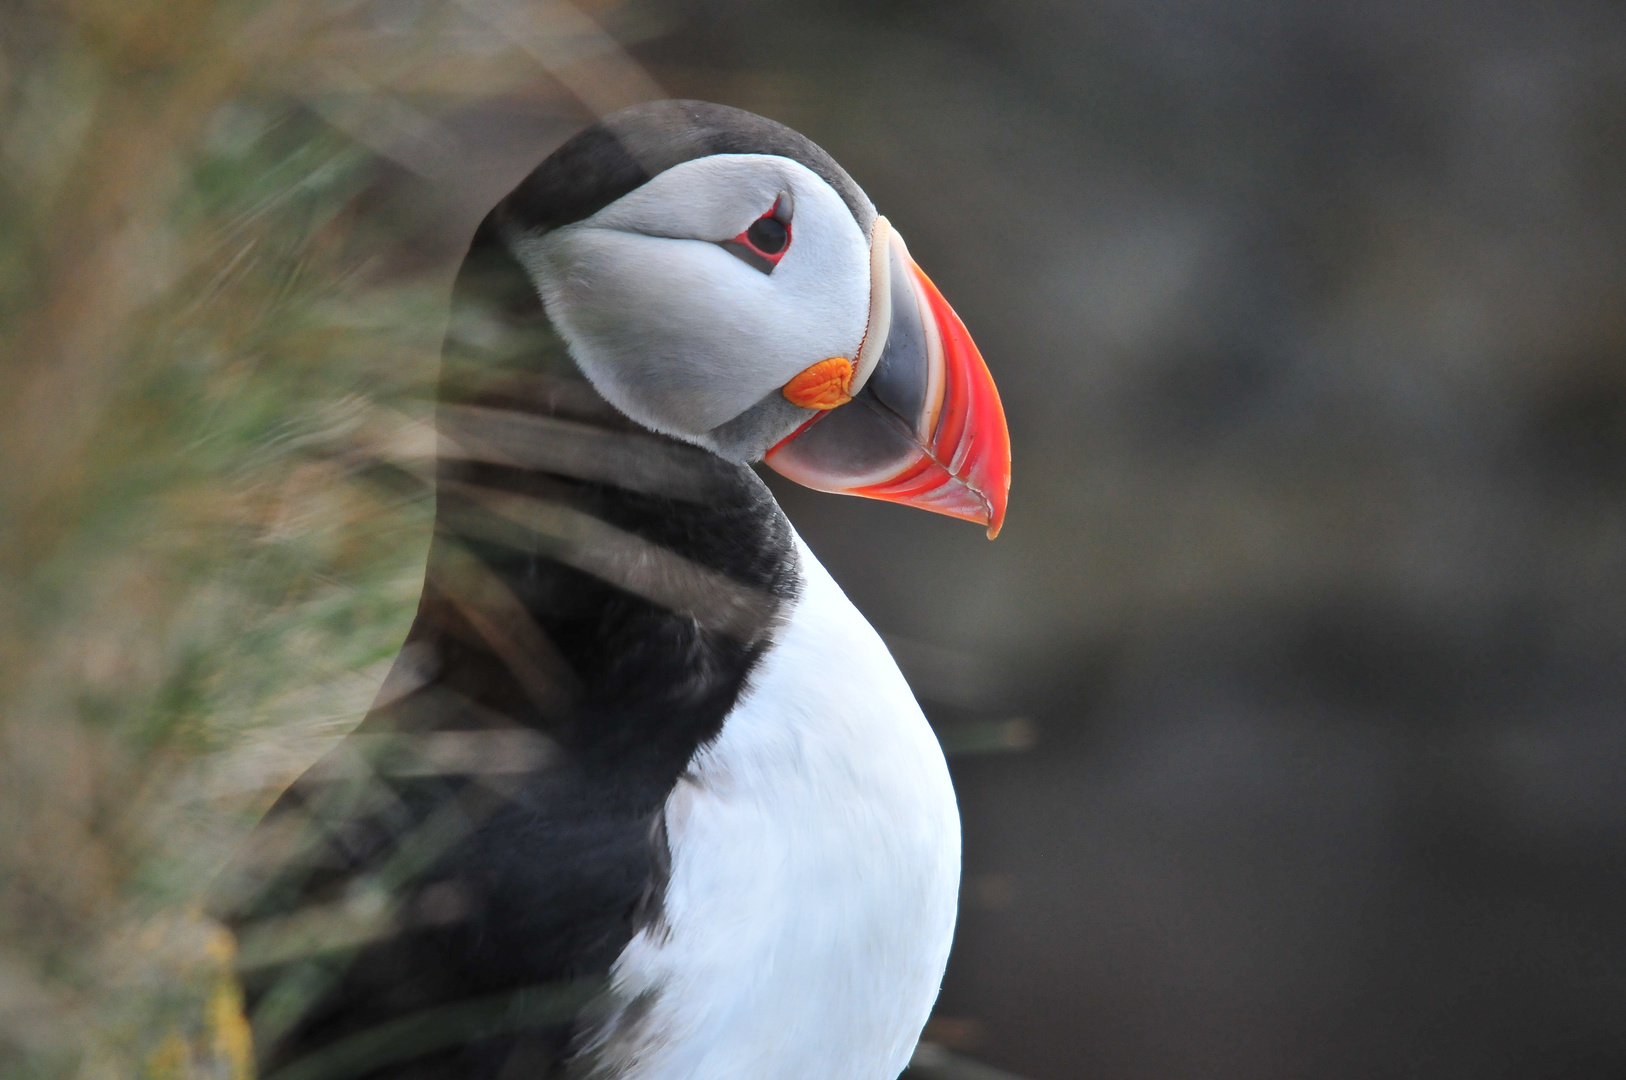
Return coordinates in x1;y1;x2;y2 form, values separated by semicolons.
0;1;645;1075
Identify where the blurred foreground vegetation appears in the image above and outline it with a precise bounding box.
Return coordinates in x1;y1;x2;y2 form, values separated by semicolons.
0;2;654;1074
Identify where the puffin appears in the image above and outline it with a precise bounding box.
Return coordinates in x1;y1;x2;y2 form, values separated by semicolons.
217;100;1011;1080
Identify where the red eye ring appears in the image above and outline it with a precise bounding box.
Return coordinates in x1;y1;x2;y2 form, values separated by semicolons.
720;197;792;274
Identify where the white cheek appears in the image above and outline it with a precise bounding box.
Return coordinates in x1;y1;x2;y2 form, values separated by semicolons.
531;208;868;438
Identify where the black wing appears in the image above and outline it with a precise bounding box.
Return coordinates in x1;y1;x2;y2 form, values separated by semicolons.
213;225;799;1080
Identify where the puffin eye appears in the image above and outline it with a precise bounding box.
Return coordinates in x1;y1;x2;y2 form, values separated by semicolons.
720;197;793;274
746;216;788;255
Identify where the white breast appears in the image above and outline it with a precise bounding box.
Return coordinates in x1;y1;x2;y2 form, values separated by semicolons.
589;532;961;1080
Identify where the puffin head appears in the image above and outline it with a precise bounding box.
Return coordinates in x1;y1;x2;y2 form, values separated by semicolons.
486;100;1011;537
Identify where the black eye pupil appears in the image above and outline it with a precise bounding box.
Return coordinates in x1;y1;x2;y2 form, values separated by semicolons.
746;216;788;255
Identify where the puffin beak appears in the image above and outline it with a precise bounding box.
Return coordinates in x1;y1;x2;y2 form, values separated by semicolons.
764;218;1012;538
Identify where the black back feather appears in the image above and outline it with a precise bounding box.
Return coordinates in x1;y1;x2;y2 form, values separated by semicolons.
215;102;825;1080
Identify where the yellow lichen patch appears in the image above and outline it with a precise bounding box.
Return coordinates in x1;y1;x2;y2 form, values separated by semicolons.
145;1033;192;1080
208;977;255;1080
207;930;256;1080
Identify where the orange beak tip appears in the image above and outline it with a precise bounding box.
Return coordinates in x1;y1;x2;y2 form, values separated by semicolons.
989;467;1011;539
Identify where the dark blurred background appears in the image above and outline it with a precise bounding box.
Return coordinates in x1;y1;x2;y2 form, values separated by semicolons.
625;3;1626;1077
4;0;1625;1077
